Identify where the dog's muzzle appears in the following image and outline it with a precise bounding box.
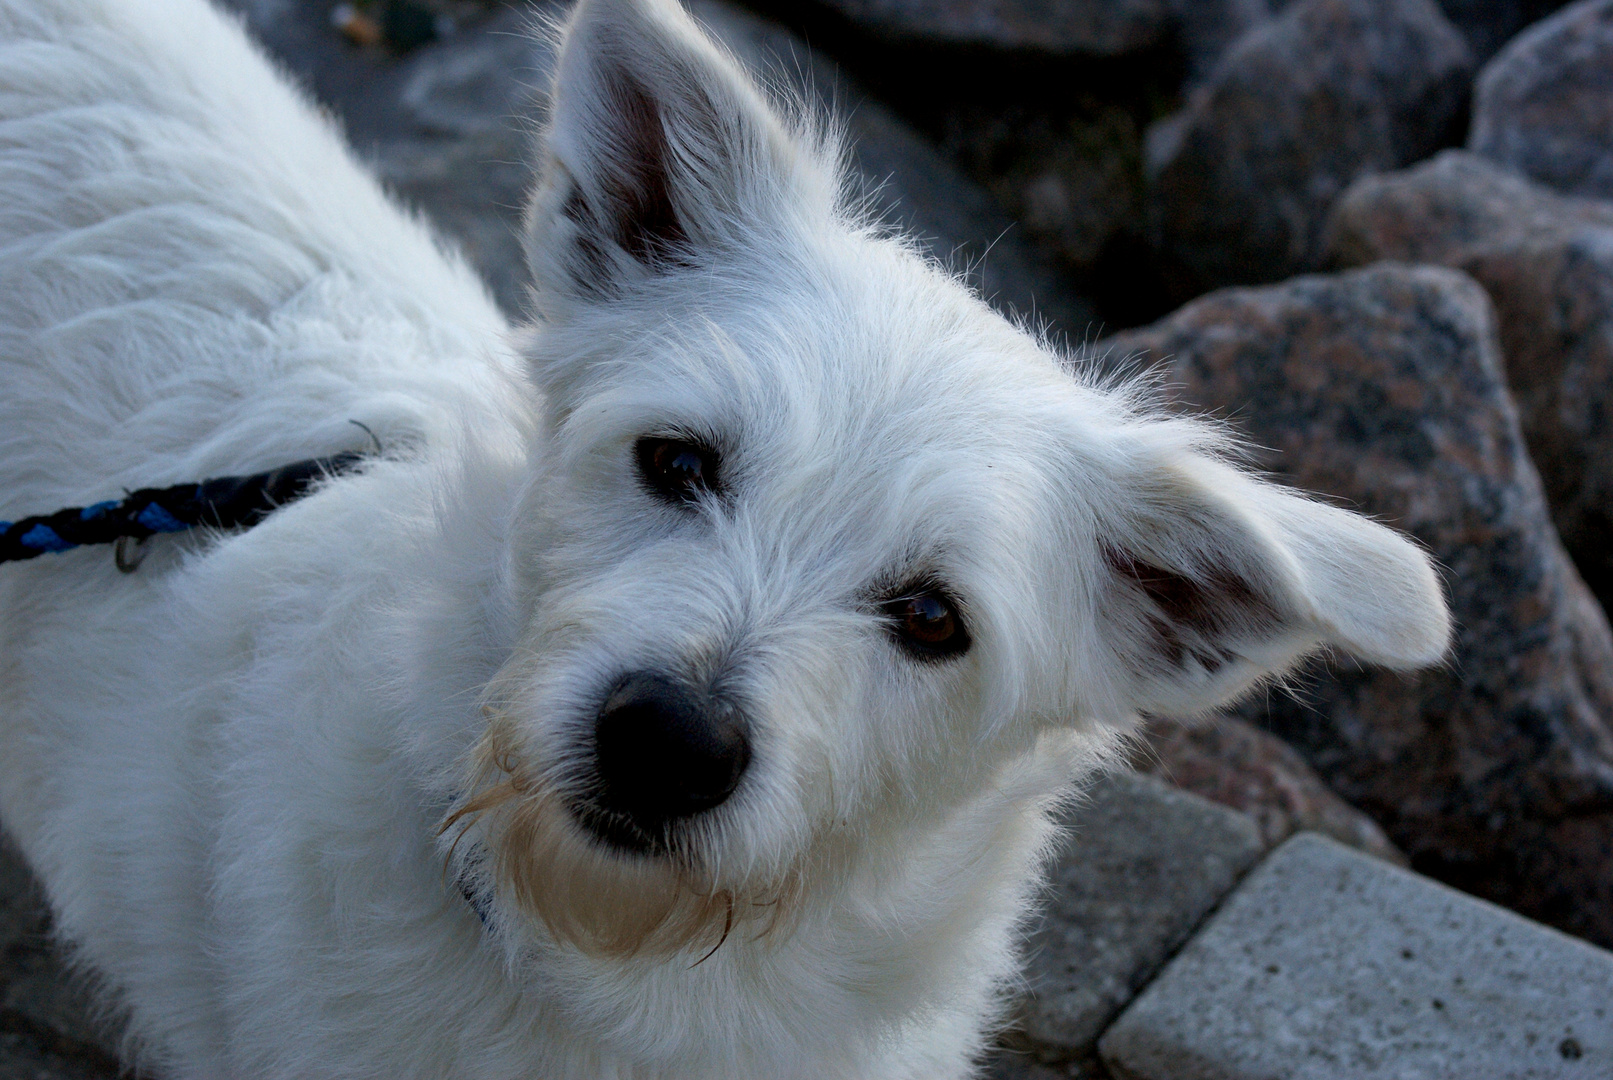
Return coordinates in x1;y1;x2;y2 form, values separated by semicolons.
574;672;750;854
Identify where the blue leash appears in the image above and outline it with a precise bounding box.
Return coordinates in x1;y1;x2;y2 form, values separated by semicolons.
0;451;366;567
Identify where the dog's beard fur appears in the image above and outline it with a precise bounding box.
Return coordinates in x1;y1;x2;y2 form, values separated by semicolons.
444;711;801;959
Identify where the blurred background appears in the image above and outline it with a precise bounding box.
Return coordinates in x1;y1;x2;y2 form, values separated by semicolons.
7;1;1613;1076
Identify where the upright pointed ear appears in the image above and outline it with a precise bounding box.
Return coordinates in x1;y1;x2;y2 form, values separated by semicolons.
523;0;833;314
1096;455;1450;717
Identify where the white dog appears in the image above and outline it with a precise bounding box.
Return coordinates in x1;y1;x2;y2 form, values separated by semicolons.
0;0;1450;1076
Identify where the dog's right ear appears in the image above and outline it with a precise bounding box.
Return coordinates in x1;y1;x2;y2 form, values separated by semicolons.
1089;451;1450;719
523;0;834;316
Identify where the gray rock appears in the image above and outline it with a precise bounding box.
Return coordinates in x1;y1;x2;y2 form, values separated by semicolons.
690;2;1097;333
1168;0;1272;82
1327;149;1613;609
1103;263;1613;948
812;0;1268;77
1003;773;1264;1074
1436;0;1576;63
352;5;556;318
223;0;1096;332
1132;715;1405;863
813;0;1172;54
940;100;1144;283
1099;833;1613;1079
1146;0;1472;298
1471;0;1613;200
221;0;418;141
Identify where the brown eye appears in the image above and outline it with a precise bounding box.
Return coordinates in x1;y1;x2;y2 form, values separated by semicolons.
636;436;719;504
881;588;970;661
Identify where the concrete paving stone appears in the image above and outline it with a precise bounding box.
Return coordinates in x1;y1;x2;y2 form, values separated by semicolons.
1099;832;1613;1079
1004;772;1265;1073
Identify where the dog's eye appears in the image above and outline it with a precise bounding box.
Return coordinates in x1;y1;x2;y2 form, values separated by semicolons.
636;437;719;504
881;589;970;661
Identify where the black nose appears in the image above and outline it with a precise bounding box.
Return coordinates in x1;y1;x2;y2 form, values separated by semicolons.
583;672;750;850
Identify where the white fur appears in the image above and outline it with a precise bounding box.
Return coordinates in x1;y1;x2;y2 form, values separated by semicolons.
0;1;1451;1077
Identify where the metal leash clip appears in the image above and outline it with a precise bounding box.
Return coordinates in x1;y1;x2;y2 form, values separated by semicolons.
113;535;149;574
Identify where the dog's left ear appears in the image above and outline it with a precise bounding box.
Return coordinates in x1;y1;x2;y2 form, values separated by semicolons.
1092;453;1450;718
523;0;833;315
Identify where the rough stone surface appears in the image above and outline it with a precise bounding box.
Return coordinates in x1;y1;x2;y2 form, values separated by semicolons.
814;0;1269;76
1146;0;1472;298
942;99;1143;286
1328;149;1613;607
1168;0;1273;83
999;773;1263;1075
0;845;119;1080
1436;0;1576;63
814;0;1172;54
1471;0;1613;200
1132;716;1405;863
693;2;1097;333
221;0;1095;331
1099;833;1613;1079
1103;263;1613;947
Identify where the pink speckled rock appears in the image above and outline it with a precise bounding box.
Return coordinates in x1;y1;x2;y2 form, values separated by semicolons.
1104;262;1613;947
1327;150;1613;609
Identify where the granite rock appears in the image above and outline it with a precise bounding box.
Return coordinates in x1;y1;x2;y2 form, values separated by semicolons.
814;0;1170;54
814;0;1269;79
942;99;1143;279
1470;0;1613;200
1436;0;1576;63
1146;0;1472;298
1168;0;1273;83
1000;773;1264;1075
1100;833;1613;1079
692;2;1097;333
221;0;1096;331
1133;715;1405;863
1103;263;1613;946
1328;150;1613;607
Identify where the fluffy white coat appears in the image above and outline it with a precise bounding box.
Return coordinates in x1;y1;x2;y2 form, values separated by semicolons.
0;0;1451;1077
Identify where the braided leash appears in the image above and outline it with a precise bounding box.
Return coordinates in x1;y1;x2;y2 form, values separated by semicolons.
0;451;366;568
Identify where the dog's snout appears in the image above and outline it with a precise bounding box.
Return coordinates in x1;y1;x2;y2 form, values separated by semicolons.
586;672;750;848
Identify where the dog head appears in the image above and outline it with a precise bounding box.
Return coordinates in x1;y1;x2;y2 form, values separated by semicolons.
450;0;1450;960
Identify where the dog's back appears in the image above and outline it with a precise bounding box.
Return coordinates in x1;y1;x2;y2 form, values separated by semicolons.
0;3;530;1069
0;0;513;509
